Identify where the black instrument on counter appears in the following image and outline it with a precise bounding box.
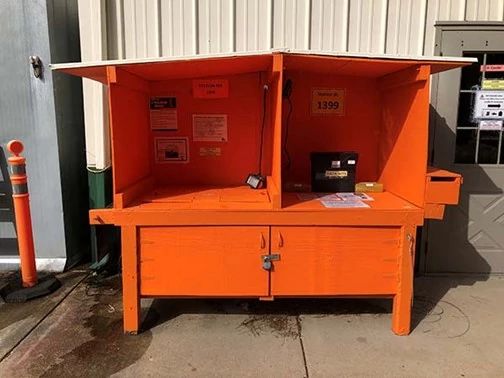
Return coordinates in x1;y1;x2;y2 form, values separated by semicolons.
311;151;358;192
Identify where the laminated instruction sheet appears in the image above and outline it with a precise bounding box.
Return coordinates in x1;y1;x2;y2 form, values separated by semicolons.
296;192;373;208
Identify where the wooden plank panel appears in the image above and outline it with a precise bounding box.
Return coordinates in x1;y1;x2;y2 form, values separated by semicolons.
378;65;431;208
107;76;151;197
90;204;424;226
270;226;401;295
139;226;269;296
121;225;140;334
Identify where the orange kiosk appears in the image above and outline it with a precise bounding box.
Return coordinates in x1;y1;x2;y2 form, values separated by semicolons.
52;51;474;335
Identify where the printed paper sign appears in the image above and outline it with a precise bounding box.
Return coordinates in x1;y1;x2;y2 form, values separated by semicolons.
479;120;503;131
318;192;374;202
193;114;228;142
150;97;177;130
193;79;229;98
321;200;369;208
199;147;221;156
311;88;345;115
480;65;504;72
473;91;504;120
155;137;189;163
482;79;504;90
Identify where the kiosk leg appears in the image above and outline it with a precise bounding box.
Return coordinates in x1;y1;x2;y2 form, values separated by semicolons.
392;225;415;335
121;225;140;334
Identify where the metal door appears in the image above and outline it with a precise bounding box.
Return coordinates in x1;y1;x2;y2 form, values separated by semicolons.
0;0;85;268
0;147;17;255
427;23;504;273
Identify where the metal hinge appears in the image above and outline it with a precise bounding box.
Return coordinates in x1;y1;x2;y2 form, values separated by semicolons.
262;254;280;270
30;56;43;79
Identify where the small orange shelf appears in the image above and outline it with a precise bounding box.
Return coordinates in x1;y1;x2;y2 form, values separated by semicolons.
91;190;423;226
282;191;419;212
54;51;471;336
137;185;272;210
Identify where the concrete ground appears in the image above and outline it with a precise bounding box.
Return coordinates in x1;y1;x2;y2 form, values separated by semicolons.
0;272;503;377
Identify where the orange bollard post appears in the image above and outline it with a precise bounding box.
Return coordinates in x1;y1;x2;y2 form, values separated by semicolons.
7;140;38;288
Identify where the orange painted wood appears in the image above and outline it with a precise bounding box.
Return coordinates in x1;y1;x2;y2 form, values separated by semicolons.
378;65;431;208
392;225;416;335
119;54;273;81
424;203;445;220
108;81;151;197
266;175;280;209
90;193;424;226
270;54;283;208
142;185;270;203
378;65;429;91
58;53;471;335
270;226;401;295
425;167;462;205
282;191;418;211
90;207;423;227
149;73;272;187
108;66;150;93
282;54;472;77
115;175;155;209
139;226;269;296
281;71;381;185
89;190;424;226
121;225;140;334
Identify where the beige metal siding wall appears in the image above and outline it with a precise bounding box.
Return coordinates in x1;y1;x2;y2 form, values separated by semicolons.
78;0;504;169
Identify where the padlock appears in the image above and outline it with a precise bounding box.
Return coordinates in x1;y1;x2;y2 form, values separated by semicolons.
262;259;272;270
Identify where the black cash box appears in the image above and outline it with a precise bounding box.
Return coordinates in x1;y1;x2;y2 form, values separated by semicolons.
310;152;358;192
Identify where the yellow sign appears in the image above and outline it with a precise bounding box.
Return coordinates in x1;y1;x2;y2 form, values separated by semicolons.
311;88;345;115
325;170;347;178
482;79;504;90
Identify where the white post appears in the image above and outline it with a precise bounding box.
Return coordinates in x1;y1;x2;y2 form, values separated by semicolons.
77;0;110;170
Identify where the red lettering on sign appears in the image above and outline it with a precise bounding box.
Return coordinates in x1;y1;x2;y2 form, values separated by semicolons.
193;79;229;98
480;65;504;72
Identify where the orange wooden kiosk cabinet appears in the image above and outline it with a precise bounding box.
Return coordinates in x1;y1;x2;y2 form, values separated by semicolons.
52;51;475;335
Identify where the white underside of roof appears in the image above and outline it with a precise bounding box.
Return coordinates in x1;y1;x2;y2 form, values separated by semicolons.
50;48;477;71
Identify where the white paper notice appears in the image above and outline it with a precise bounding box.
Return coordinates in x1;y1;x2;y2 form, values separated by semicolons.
317;192;374;202
479;120;503;131
155;137;189;163
150;97;177;130
193;114;228;142
321;200;370;208
473;91;504;120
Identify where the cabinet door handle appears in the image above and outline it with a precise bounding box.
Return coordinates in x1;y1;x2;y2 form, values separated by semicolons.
278;231;284;248
260;233;266;249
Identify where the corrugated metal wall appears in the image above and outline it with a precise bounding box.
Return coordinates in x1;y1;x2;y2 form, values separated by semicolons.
78;0;504;168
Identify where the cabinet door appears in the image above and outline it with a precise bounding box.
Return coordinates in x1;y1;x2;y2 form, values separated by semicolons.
140;226;269;296
270;226;401;296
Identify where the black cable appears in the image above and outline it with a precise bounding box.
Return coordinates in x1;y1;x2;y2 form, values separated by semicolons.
283;80;293;170
283;98;293;170
258;84;268;175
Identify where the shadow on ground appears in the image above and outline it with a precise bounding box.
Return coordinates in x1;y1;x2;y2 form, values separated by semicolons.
142;295;391;338
33;274;153;378
140;275;486;338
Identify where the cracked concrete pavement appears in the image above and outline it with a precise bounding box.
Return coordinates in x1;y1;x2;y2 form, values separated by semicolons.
1;272;503;377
